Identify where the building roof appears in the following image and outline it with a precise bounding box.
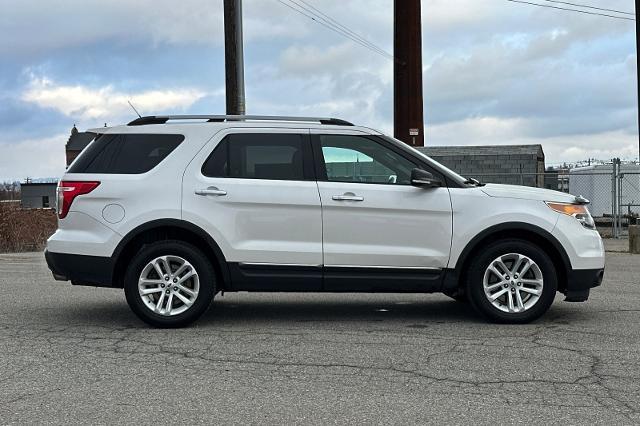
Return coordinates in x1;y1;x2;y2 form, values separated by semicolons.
570;163;640;172
20;182;57;187
66;126;95;151
418;144;544;158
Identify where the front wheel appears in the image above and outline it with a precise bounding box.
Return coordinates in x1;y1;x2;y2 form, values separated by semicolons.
124;240;216;328
466;239;557;323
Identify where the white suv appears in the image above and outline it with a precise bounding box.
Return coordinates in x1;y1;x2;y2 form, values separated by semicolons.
45;115;605;327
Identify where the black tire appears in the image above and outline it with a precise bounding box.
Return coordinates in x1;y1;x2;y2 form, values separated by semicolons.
124;240;216;328
466;239;557;324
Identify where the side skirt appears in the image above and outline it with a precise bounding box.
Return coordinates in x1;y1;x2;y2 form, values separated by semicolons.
228;263;323;291
324;266;444;293
227;262;446;293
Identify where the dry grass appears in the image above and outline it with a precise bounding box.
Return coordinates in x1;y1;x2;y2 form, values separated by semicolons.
0;203;57;252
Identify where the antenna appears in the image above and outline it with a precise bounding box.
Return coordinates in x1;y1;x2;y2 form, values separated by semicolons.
127;100;142;119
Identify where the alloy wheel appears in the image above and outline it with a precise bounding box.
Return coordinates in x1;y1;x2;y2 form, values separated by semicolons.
482;253;544;314
138;255;200;316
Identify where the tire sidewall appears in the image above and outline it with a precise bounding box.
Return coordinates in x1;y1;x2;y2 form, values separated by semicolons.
124;241;216;328
466;239;557;323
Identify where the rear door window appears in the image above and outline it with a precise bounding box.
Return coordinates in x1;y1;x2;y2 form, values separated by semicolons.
202;133;311;181
68;134;184;174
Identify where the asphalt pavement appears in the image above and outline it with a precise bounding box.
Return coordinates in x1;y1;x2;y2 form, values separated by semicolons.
1;242;639;425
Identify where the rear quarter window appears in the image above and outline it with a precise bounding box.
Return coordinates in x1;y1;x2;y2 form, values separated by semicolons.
68;134;184;174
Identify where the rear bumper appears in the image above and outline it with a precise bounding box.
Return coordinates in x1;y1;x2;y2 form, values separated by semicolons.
563;268;604;302
44;250;115;287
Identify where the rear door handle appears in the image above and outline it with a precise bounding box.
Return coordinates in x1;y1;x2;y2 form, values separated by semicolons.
195;186;227;197
332;193;364;202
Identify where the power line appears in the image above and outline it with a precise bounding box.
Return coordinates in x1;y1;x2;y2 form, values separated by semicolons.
275;0;397;61
291;0;393;59
539;0;634;16
295;0;394;58
278;0;395;60
507;0;636;21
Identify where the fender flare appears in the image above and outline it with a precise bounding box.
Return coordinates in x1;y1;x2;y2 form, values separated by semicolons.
111;219;230;287
446;222;571;291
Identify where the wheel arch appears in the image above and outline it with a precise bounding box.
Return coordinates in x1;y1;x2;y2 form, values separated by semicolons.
111;219;230;289
447;222;571;294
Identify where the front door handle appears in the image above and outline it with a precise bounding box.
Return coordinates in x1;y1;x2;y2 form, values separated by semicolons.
195;186;227;197
332;193;364;202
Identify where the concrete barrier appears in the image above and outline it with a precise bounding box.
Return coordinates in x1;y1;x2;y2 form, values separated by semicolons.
630;225;640;254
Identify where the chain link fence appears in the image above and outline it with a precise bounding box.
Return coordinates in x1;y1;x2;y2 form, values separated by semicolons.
469;160;640;238
617;170;640;237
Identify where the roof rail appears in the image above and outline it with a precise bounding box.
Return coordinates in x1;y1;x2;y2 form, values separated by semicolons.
127;115;354;126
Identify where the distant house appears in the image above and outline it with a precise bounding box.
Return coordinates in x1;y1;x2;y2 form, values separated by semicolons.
418;145;545;188
66;125;95;166
20;182;57;209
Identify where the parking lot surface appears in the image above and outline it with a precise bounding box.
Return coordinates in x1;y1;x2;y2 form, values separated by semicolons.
1;244;639;425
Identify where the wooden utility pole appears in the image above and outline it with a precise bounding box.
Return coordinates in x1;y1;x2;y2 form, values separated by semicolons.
394;0;424;147
224;0;246;115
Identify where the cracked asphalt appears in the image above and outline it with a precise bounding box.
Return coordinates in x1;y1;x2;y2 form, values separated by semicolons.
1;244;639;425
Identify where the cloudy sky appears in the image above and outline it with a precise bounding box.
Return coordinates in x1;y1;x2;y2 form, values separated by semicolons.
0;0;637;180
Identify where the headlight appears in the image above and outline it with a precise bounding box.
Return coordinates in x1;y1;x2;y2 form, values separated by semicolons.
546;202;596;230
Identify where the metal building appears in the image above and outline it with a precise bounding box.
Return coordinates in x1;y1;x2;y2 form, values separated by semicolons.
20;183;57;209
418;145;546;188
570;164;640;217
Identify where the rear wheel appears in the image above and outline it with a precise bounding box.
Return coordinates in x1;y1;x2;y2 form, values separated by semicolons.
466;239;557;323
124;240;216;328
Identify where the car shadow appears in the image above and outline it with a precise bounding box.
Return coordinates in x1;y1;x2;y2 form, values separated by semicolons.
197;297;483;326
43;293;586;329
44;295;486;328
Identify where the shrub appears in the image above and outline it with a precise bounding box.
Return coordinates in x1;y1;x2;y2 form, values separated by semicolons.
0;203;57;252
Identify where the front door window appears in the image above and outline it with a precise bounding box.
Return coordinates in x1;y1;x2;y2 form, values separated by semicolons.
319;135;417;185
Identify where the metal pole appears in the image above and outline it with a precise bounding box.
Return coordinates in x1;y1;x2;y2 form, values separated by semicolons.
612;160;617;238
636;0;639;162
616;159;620;238
224;0;246;115
619;163;624;236
394;0;424;147
614;159;622;238
519;164;524;186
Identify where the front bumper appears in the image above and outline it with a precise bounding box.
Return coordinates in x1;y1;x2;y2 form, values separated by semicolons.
564;267;604;302
44;250;115;287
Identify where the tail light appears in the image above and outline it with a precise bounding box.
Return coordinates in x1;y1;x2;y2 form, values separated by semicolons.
57;181;100;219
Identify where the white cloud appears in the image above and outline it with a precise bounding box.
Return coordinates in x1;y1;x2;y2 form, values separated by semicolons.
427;117;639;164
0;133;67;181
0;0;637;172
0;0;319;55
279;43;370;77
21;75;209;124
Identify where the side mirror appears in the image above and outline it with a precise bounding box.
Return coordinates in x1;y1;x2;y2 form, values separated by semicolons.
411;168;442;188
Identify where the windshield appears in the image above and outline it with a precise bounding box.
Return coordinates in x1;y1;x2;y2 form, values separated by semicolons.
381;136;471;186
